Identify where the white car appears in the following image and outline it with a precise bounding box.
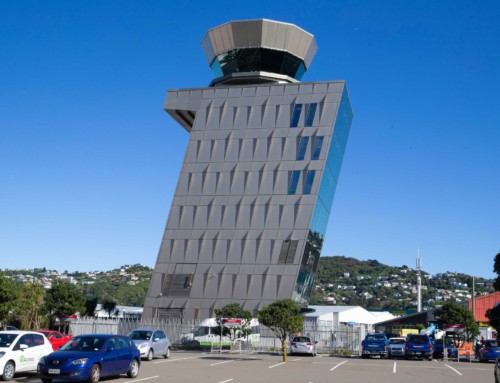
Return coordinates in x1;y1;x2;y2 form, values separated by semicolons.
0;330;53;381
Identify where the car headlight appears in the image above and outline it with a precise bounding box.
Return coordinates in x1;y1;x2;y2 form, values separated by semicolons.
38;357;45;364
138;343;147;349
71;358;89;365
0;352;5;359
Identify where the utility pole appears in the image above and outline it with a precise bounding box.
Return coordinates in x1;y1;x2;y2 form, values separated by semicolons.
472;277;475;321
417;253;422;313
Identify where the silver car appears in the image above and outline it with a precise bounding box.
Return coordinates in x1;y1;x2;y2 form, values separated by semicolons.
128;328;171;360
388;337;406;359
290;336;317;356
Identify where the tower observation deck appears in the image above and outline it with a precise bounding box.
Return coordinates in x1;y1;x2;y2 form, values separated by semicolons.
202;19;317;86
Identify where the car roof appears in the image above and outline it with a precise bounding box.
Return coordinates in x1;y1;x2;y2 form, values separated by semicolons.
75;334;118;338
0;330;44;335
131;328;162;331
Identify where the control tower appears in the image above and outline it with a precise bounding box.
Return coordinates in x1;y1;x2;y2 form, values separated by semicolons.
143;19;353;320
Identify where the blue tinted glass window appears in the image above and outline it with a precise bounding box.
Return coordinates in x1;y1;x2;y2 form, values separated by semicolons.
296;136;309;160
303;170;315;194
305;103;317;127
210;59;223;78
288;170;300;194
290;104;303;127
295;62;306;80
311;136;324;160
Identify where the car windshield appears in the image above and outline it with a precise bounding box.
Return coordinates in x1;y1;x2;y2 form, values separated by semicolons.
60;336;105;352
366;335;385;341
0;333;18;348
293;337;311;343
129;331;152;341
389;339;405;344
487;340;498;347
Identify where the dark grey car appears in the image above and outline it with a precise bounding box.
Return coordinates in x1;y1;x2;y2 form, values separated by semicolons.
128;328;170;361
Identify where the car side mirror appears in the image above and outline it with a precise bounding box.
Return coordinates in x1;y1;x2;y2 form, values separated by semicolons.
20;344;29;350
153;338;159;342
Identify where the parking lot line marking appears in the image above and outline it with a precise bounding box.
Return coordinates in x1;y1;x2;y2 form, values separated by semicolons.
210;359;236;366
444;364;463;376
393;362;397;373
330;360;348;371
218;379;234;383
154;356;198;364
123;376;159;382
269;362;286;368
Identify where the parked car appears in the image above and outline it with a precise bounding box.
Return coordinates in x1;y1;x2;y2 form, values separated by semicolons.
36;330;73;351
433;338;458;359
478;339;500;362
361;333;388;358
405;334;433;360
0;326;18;331
128;328;171;360
289;336;317;356
388;337;406;359
0;330;54;381
37;334;140;383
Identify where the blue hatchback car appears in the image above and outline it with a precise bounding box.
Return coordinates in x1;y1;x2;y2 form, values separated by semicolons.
37;334;140;383
433;339;458;359
479;339;500;362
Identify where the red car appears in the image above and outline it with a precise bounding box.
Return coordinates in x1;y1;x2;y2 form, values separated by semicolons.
36;330;73;351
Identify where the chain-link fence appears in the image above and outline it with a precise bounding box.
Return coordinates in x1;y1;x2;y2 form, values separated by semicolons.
69;317;363;356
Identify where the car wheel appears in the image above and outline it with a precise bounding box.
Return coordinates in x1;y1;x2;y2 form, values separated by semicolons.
147;349;154;361
87;364;100;383
1;361;15;381
164;347;170;359
427;356;433;361
127;359;140;378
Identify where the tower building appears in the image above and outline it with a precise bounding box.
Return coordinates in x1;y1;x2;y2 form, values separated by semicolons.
143;19;353;320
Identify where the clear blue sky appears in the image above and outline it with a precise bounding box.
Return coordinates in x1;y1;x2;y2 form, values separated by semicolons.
1;1;499;279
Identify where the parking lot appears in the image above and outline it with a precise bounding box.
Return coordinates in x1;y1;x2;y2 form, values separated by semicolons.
12;351;496;383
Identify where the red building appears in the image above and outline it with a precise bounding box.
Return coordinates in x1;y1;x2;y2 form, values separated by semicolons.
469;291;500;322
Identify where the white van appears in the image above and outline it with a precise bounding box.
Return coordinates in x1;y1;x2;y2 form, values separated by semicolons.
181;318;260;347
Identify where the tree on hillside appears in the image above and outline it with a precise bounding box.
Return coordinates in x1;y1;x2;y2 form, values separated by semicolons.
486;304;500;337
102;299;119;318
83;297;98;317
436;301;479;343
0;273;19;326
493;252;500;291
214;303;253;343
14;282;46;329
257;299;303;362
44;279;85;328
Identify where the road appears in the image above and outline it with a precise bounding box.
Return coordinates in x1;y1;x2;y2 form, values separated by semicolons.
15;351;495;383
